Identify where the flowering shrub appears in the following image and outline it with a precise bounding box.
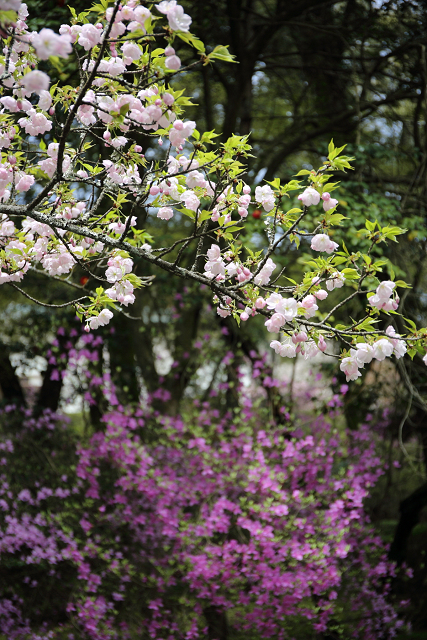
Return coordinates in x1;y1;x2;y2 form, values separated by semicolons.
0;334;409;639
0;0;424;377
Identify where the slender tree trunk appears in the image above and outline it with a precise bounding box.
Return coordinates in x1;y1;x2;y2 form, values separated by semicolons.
0;343;25;406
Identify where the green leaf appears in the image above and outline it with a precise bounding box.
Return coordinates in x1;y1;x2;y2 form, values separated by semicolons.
332;256;347;266
341;268;359;280
394;280;412;289
178;207;196;220
197;210;211;224
0;9;17;24
223;225;243;233
327;213;347;225
266;177;281;189
205;45;237;65
177;32;206;53
403;317;417;331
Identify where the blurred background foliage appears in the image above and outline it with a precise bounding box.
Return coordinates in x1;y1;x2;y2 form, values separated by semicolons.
2;0;427;635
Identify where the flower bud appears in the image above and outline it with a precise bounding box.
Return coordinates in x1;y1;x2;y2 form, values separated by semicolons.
163;93;174;106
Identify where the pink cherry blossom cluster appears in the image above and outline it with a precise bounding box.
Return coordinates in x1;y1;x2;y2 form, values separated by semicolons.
369;280;399;312
255;184;275;212
340;326;407;381
298;187;338;211
0;0;423;371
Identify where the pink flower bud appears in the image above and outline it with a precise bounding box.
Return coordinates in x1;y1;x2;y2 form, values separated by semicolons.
243;185;251;195
163;93;174;106
158;138;163;146
318;335;327;352
49;107;54;116
240;312;249;322
134;145;142;152
165;55;181;71
292;331;308;344
238;207;248;217
164;46;175;56
321;192;331;201
155;98;162;106
314;289;328;301
255;297;266;309
8;156;16;165
103;131;111;141
150;185;160;195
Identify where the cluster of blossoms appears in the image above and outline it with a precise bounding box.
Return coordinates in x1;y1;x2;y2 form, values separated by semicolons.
0;0;424;376
340;326;407;381
369;280;399;312
298;187;338;211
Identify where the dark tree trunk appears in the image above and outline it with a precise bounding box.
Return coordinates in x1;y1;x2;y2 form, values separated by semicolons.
203;606;228;640
389;482;427;564
0;343;25;406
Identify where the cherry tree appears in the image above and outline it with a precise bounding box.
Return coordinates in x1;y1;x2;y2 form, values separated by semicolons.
0;0;425;380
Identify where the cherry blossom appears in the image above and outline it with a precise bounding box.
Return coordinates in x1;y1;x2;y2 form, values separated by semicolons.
77;23;102;50
157;207;174;220
340;355;362;381
322;192;339;211
386;326;407;359
372;338;394;361
88;308;113;330
31;28;72;60
255;185;275;212
326;272;345;291
311;233;339;254
20;69;50;94
298;186;321;207
156;0;192;32
254;258;276;285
